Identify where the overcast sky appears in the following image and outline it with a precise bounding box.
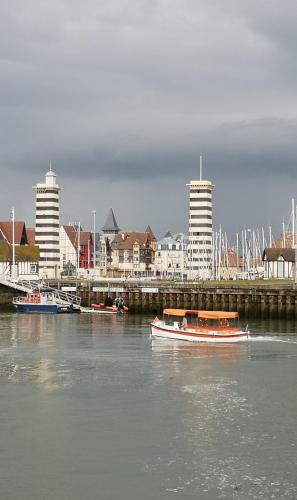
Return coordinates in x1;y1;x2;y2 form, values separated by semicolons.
1;0;297;241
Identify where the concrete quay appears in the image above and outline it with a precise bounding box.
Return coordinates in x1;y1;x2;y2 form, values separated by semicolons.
54;279;297;317
2;279;297;317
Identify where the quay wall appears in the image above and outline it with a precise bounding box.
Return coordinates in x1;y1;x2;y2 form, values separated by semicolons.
55;280;297;318
2;281;297;317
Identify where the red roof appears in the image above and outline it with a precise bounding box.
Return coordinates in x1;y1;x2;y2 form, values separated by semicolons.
0;221;27;245
26;228;36;246
62;225;92;247
80;231;92;246
112;230;156;250
273;232;297;249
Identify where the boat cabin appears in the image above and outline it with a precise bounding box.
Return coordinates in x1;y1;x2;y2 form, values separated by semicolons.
163;309;239;330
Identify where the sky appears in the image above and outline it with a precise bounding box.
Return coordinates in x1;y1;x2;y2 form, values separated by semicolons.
1;0;297;241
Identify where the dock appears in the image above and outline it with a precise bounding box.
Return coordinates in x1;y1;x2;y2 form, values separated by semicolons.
1;278;297;317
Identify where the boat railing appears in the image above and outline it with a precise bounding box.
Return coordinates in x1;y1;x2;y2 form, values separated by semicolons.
14;279;82;306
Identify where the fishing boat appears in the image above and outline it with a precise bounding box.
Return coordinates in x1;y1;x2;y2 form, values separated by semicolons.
13;291;75;314
151;309;249;342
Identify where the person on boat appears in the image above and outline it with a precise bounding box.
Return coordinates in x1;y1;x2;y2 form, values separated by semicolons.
181;317;188;329
117;297;125;312
104;296;114;307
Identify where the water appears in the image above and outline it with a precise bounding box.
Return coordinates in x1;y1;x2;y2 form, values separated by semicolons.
0;312;296;500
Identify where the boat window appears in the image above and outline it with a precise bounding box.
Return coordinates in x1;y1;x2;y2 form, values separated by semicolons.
185;313;198;326
164;314;183;326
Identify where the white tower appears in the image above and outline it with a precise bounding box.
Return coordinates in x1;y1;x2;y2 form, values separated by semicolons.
187;167;214;279
33;167;60;279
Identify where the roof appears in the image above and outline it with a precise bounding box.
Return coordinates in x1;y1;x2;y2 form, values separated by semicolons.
0;221;28;245
0;241;40;262
26;228;35;246
112;230;156;250
164;309;199;316
158;233;181;245
221;249;239;267
198;311;238;320
79;231;92;246
273;232;297;249
62;225;92;247
163;309;239;319
102;209;120;233
263;248;295;262
63;225;77;246
145;225;156;239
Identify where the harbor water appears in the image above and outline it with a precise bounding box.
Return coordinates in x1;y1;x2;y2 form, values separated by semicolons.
0;312;297;499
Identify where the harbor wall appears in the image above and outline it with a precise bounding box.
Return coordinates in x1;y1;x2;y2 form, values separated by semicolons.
80;284;297;318
2;281;297;318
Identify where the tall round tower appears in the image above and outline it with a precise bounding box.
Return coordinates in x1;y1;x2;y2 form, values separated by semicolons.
187;178;214;280
33;167;60;279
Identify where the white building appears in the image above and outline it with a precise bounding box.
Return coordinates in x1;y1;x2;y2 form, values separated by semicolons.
187;178;214;279
154;232;188;279
263;248;295;279
59;225;78;271
33;168;60;279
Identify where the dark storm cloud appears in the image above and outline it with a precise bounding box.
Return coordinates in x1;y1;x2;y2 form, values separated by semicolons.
1;0;297;236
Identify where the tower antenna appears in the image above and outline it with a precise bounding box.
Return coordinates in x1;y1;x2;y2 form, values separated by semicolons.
200;155;203;181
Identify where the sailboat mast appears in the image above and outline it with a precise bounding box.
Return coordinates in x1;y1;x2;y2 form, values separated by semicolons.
292;198;295;248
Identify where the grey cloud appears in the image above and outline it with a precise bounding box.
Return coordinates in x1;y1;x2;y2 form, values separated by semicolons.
1;0;297;238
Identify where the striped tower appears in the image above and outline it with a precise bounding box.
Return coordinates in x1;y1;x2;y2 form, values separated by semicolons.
187;178;214;280
34;168;60;279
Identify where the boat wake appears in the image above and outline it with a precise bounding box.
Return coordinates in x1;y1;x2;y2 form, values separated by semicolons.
249;335;297;344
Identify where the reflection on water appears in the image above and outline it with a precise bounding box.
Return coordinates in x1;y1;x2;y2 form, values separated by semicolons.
151;338;249;361
0;312;296;499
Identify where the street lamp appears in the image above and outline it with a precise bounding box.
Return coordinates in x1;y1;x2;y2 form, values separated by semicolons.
91;209;96;277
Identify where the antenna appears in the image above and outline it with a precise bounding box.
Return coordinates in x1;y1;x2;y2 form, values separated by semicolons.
200;155;202;181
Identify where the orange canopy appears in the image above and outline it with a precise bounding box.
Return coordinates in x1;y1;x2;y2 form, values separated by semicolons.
198;310;238;320
164;309;199;317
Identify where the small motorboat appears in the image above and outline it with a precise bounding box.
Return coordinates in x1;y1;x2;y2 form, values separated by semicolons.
151;309;249;342
90;302;129;314
13;291;74;314
88;296;128;314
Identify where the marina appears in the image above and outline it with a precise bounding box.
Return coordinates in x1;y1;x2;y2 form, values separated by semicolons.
0;311;296;499
3;278;297;317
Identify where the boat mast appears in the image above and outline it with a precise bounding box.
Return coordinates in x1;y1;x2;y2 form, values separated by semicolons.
282;219;286;248
77;222;80;277
11;207;16;280
292;198;295;248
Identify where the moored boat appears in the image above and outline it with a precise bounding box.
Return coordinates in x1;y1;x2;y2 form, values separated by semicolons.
13;291;75;314
151;309;249;342
90;303;129;314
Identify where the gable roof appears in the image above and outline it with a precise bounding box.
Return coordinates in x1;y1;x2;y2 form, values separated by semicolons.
145;225;155;239
79;231;92;246
26;228;35;246
62;225;92;247
112;231;155;250
102;208;120;233
0;221;28;245
273;232;297;249
263;248;295;262
63;225;77;246
0;241;40;261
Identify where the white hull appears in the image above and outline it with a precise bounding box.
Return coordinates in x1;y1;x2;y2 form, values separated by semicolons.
151;322;249;343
